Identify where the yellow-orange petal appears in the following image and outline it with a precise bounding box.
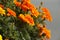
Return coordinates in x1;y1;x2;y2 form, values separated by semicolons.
18;14;34;26
25;14;35;26
30;9;40;17
18;14;28;22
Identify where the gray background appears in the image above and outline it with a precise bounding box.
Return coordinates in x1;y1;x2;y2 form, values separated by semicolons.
31;0;60;40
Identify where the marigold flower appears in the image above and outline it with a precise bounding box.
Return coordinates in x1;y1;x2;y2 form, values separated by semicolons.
22;2;40;17
23;2;35;9
18;14;34;26
42;7;52;21
14;2;21;7
30;9;40;17
0;7;5;15
7;8;16;17
43;27;51;39
18;14;28;22
39;27;51;39
13;0;21;7
20;4;29;11
0;34;3;40
25;14;35;25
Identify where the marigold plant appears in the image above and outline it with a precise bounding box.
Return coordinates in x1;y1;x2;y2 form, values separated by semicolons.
0;0;52;40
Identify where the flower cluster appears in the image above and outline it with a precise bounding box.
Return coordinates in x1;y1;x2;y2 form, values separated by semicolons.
14;0;40;17
0;0;52;40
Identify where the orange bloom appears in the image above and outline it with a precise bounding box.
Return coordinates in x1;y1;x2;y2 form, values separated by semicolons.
18;14;34;26
43;27;51;39
20;4;29;11
22;2;40;17
7;8;16;17
14;2;29;11
39;27;51;39
23;2;35;9
18;14;28;22
25;14;34;25
30;9;40;17
42;7;52;21
14;2;21;7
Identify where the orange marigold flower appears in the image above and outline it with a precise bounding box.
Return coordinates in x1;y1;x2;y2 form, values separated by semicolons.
18;14;28;22
14;2;21;7
25;14;34;26
23;2;35;9
20;4;29;11
7;8;16;17
43;27;51;39
39;27;51;39
18;14;35;26
42;7;52;22
31;9;40;17
13;0;21;7
14;2;29;11
22;2;40;17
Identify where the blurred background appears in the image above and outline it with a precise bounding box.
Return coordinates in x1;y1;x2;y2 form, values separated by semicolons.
31;0;60;40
